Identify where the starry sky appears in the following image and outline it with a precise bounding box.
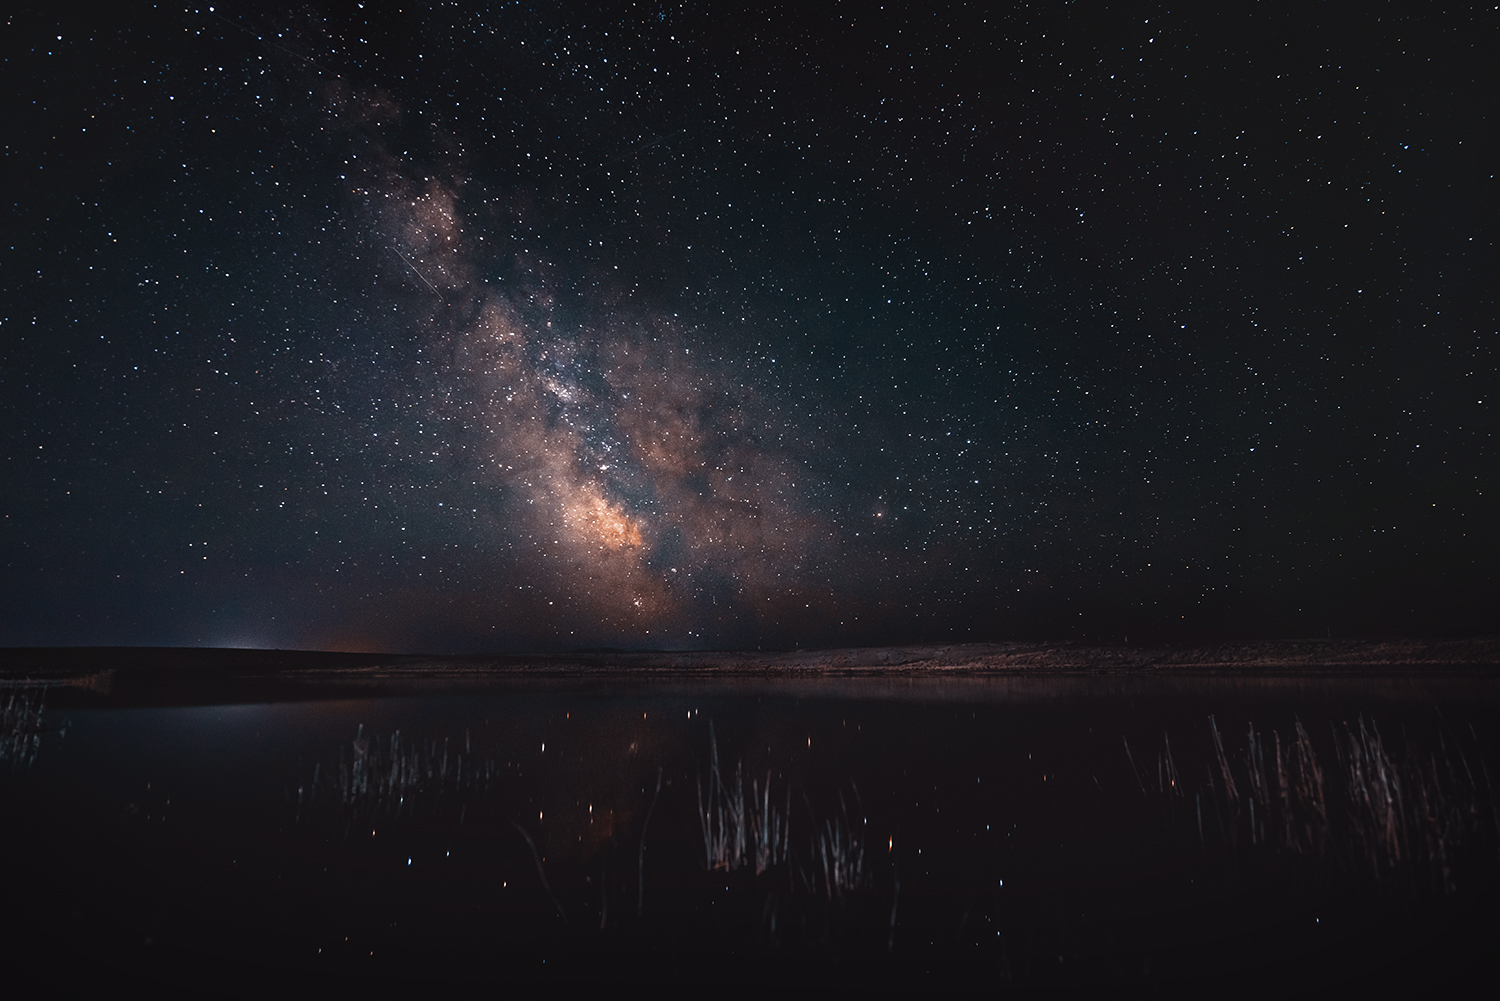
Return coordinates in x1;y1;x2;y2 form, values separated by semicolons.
2;3;1493;653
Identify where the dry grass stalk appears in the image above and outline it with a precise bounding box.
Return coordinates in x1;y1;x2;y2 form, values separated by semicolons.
1149;715;1492;892
310;725;495;828
697;722;790;875
0;688;48;770
813;791;869;900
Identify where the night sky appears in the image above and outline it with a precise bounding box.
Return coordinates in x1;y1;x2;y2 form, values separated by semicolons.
2;3;1493;653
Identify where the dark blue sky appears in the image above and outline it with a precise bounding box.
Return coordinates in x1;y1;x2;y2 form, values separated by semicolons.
2;2;1493;652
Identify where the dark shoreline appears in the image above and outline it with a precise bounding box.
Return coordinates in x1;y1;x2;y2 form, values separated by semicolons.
1;638;1496;709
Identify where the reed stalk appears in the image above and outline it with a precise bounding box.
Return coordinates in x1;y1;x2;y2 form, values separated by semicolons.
1140;715;1494;892
696;722;790;874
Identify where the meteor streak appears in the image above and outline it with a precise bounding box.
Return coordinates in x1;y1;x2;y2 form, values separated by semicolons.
394;246;441;296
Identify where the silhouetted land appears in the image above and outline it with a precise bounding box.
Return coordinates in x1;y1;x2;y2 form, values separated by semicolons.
1;638;1496;708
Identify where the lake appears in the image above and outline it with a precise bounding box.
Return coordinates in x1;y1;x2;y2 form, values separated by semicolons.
1;652;1495;995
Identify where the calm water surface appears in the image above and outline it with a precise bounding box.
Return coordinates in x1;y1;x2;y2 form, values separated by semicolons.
3;672;1495;995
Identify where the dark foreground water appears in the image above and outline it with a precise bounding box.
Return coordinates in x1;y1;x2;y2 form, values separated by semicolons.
1;671;1496;997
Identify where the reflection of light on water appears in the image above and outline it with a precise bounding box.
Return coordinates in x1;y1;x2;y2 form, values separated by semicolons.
171;702;287;721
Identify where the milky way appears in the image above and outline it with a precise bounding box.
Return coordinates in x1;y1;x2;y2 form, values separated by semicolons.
1;4;1492;650
327;80;839;644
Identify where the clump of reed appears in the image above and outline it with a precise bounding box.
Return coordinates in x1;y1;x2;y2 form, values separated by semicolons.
811;789;870;899
303;724;497;830
0;687;48;770
1153;715;1497;892
696;723;871;901
696;722;790;875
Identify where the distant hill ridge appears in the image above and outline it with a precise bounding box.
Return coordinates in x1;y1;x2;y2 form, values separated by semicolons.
2;637;1496;687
